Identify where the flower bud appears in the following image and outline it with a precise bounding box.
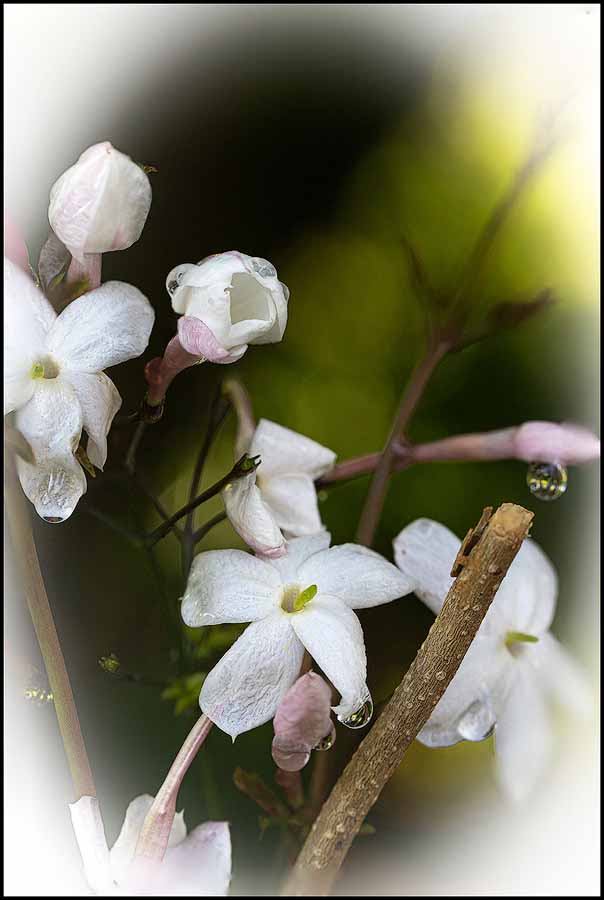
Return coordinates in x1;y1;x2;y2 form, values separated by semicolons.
167;251;289;364
4;212;30;272
272;672;334;772
49;142;151;262
513;421;600;465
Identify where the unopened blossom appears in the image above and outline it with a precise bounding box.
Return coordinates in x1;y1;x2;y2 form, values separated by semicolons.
513;421;600;465
181;533;412;739
223;418;336;558
394;519;591;803
272;671;335;771
49;142;152;263
166;251;288;364
4;212;30;272
70;794;231;896
4;258;154;520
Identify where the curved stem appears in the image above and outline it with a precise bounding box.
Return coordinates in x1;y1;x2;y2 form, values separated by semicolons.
136;714;214;861
355;338;451;546
284;503;534;896
5;459;96;800
193;510;228;545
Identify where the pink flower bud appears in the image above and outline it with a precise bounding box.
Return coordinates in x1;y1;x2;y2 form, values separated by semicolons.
272;672;335;772
513;421;600;465
144;332;202;407
49;142;151;262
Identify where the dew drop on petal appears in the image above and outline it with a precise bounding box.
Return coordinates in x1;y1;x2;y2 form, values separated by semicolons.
457;700;496;742
313;726;335;752
338;696;373;729
526;461;568;501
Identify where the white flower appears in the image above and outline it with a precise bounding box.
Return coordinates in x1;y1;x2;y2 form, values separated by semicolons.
49;142;152;262
70;794;231;896
4;258;155;520
182;533;413;739
223;419;336;558
166;252;288;364
393;519;592;803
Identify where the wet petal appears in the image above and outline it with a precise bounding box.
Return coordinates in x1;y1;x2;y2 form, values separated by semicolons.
47;281;154;373
495;538;557;635
393;518;459;615
222;472;286;558
290;595;368;719
261;474;324;537
200;612;304;739
266;532;331;583
182;548;280;627
249;419;336;480
62;370;121;469
299;543;412;609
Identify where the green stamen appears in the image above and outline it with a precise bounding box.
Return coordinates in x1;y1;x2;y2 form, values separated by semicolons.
293;584;317;612
31;362;45;379
505;630;539;647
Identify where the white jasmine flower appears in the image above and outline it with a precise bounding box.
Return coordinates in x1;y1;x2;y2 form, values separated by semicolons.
4;258;155;520
70;794;231;896
182;533;413;739
49;142;152;262
223;419;336;558
393;519;592;803
166;251;288;364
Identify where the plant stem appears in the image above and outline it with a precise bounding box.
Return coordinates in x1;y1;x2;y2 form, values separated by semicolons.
283;503;534;896
125;421;147;474
355;337;451;546
5;459;96;800
147;456;254;548
136;714;214;861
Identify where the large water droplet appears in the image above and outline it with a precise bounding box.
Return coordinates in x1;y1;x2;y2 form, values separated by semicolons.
526;461;568;501
338;697;373;729
457;699;495;741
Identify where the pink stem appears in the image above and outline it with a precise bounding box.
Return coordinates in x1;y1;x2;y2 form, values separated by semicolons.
135;714;213;861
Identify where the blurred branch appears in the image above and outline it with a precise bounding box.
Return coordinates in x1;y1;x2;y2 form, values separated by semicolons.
5;455;96;800
284;503;534;896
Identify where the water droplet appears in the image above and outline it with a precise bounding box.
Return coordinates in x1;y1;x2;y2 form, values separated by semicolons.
43;516;64;524
457;700;496;742
338;696;373;729
251;257;276;278
313;727;335;752
526;461;568;501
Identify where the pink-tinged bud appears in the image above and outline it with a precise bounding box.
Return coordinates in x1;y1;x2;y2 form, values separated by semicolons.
4;212;30;272
272;672;335;772
513;421;600;465
49;142;151;263
144;333;202;407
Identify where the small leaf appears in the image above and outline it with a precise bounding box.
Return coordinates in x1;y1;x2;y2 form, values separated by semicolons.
293;584;317;612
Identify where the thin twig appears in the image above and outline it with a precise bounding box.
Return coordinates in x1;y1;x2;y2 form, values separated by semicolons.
355;336;452;546
283;502;534;896
124;421;147;475
146;455;258;548
192;510;228;545
5;458;96;800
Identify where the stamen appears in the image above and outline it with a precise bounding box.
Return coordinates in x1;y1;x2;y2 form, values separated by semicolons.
505;630;539;647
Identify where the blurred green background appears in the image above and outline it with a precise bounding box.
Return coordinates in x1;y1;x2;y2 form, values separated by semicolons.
8;11;599;895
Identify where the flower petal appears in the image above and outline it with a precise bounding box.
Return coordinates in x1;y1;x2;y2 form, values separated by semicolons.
250;419;336;480
4;258;56;413
266;532;332;583
200;612;304;739
298;543;412;609
290;595;368;719
155;821;231;896
181;548;280;627
69;796;113;894
222;472;286;558
46;281;155;373
177;315;246;365
494;538;557;635
494;662;553;803
261;474;324;537
61;371;121;469
530;632;592;717
109;795;186;885
393;518;460;615
15;378;86;520
417;631;509;748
